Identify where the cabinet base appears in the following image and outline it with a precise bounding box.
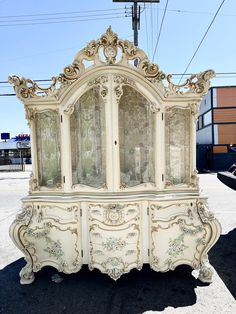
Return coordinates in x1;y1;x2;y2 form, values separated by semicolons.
10;196;221;285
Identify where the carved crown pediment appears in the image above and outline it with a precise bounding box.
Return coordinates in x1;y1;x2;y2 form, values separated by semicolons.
8;26;215;102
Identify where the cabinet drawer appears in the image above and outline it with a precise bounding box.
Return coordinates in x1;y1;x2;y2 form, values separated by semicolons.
150;199;199;222
88;202;142;280
25;202;80;224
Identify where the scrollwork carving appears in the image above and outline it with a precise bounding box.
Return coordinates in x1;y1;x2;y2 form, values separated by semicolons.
188;102;200;122
61;61;84;81
113;75;136;103
166;70;215;97
29;173;39;193
149;102;160;113
8;75;58;100
104;205;124;225
15;205;33;225
88;75;108;100
25;107;37;122
140;61;166;81
64;103;75;115
190;170;200;188
101;257;127;281
197;201;215;223
9;28;214;101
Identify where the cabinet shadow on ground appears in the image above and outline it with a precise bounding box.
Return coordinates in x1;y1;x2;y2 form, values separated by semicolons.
1;261;202;314
209;227;236;299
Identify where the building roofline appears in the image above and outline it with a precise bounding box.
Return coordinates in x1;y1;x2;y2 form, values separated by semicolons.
210;85;236;89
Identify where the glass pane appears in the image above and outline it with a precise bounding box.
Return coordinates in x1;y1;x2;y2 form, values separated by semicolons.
36;111;61;187
165;108;190;186
70;87;106;188
119;86;155;187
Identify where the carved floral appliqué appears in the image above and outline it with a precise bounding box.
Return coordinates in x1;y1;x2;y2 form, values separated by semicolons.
102;237;127;252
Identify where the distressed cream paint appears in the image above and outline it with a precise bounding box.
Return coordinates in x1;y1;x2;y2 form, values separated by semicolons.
9;27;220;284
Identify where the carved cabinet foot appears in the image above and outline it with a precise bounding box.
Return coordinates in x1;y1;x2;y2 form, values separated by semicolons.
19;262;35;285
198;263;214;283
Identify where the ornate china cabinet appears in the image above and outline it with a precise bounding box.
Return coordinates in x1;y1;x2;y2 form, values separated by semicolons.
9;27;221;284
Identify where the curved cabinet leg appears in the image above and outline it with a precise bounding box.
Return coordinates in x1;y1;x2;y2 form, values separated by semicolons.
197;199;221;283
196;199;221;283
9;205;35;284
20;261;35;285
198;261;214;283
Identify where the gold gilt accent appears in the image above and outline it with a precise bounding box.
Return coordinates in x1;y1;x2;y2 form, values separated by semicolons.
8;75;58;100
166;70;215;97
9;27;215;101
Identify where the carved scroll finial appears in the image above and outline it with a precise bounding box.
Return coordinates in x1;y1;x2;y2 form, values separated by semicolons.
166;70;215;97
9;29;215;101
8;75;58;100
101;26;118;64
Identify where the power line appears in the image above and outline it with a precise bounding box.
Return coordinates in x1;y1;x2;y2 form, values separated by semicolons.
144;7;234;17
150;3;154;54
1;72;236;93
0;15;126;27
0;7;127;19
0;12;126;24
1;72;236;84
144;5;150;57
178;0;226;84
152;0;169;62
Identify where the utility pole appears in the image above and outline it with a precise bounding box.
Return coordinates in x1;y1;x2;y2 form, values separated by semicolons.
132;1;140;47
113;1;160;49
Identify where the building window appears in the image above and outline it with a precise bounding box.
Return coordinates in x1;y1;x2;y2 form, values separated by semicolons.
203;111;212;126
198;115;203;129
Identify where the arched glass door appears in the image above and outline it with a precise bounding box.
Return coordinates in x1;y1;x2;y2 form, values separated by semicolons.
118;85;155;188
70;87;106;188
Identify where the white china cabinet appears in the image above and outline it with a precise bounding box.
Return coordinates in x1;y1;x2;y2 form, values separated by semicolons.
9;27;221;284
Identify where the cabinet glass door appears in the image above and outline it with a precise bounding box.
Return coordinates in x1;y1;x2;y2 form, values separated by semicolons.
36;111;61;187
70;87;106;188
165;108;190;186
118;85;155;188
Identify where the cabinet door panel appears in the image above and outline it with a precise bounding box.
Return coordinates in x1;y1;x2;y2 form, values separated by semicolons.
119;86;155;188
88;202;142;280
70;87;106;188
165;108;190;186
36;111;61;188
19;203;82;273
149;200;211;272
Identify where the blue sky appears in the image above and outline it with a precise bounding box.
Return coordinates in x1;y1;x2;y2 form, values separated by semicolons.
0;0;235;136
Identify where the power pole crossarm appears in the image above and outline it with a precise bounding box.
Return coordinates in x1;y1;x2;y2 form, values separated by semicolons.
113;1;160;48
